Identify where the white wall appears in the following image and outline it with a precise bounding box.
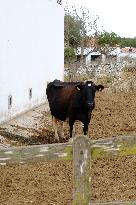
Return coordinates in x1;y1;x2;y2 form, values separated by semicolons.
0;0;64;123
119;52;136;59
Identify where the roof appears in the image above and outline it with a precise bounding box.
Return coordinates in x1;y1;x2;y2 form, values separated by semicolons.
76;47;94;56
121;47;136;53
76;47;101;56
76;47;118;56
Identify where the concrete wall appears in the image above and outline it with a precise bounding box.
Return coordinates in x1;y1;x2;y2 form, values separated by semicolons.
0;0;64;123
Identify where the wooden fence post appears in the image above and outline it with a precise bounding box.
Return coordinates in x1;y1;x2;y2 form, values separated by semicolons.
73;135;91;205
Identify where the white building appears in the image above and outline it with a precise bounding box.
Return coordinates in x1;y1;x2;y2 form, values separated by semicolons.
0;0;64;123
76;46;121;65
119;47;136;59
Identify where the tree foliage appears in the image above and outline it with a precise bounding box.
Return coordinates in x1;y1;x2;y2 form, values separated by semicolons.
96;32;136;48
64;14;81;48
96;31;120;47
95;31;120;55
64;10;136;50
64;5;99;50
64;47;76;63
119;37;136;47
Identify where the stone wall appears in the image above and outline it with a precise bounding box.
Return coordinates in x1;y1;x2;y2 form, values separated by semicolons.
64;60;136;84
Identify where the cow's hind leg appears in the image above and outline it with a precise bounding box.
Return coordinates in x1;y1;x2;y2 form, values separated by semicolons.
59;121;64;140
69;121;74;138
68;118;75;143
52;116;59;142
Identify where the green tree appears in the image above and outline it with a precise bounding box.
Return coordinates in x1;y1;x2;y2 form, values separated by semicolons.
64;47;76;63
64;3;100;81
119;37;136;47
65;4;99;62
96;31;120;55
64;14;81;48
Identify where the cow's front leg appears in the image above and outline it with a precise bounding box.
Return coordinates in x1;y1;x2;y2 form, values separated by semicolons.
68;117;76;143
52;116;59;142
83;122;89;136
69;119;75;139
83;114;91;136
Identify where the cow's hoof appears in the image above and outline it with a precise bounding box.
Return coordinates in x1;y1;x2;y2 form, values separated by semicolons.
68;138;73;143
54;138;60;143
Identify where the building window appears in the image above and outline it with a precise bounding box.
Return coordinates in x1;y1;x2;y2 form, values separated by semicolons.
57;0;62;5
29;88;32;100
8;95;12;109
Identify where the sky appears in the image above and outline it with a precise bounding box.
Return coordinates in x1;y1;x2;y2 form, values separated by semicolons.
65;0;136;38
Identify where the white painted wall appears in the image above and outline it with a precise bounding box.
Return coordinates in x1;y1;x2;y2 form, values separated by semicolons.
119;52;136;59
0;0;64;123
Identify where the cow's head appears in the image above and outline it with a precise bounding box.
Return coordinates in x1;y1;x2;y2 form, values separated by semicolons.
76;81;104;110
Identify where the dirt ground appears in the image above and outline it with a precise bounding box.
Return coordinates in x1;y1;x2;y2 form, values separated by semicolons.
0;90;136;204
0;156;136;204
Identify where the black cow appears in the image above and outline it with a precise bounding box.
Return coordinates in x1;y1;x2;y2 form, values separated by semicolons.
46;79;104;141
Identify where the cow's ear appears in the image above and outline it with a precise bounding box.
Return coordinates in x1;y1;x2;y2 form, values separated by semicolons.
95;85;104;91
76;83;84;91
